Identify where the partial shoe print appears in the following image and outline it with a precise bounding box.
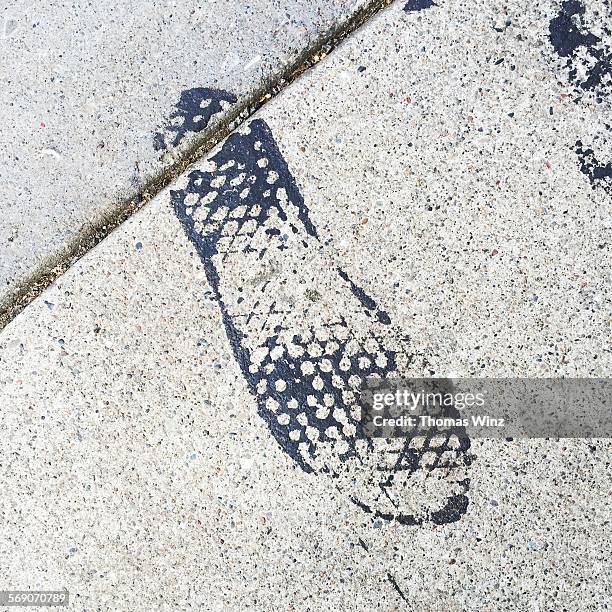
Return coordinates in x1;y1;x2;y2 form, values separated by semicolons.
154;88;238;151
548;2;612;200
576;138;612;194
403;0;436;12
171;119;473;525
548;0;612;99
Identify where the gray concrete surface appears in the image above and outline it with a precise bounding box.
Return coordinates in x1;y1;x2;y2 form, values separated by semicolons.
1;0;611;610
0;0;371;311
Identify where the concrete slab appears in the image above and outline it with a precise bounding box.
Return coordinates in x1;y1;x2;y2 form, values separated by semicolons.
1;0;610;609
0;0;373;312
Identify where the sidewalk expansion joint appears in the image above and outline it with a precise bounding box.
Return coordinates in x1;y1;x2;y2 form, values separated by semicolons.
0;0;395;332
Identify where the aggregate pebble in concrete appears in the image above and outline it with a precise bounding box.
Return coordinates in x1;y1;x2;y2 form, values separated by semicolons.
0;0;370;308
1;0;611;609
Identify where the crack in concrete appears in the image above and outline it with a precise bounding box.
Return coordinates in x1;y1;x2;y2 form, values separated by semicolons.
0;0;395;332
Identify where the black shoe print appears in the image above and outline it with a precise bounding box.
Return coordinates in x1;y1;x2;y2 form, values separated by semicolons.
171;119;473;525
547;3;611;209
576;139;612;195
154;88;238;151
549;0;612;100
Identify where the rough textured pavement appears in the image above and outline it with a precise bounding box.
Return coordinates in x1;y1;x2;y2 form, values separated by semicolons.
0;0;371;312
1;0;611;610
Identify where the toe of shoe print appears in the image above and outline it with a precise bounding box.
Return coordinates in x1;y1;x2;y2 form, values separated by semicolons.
154;87;238;151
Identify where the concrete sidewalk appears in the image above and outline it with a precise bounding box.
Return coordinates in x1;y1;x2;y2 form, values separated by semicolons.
0;0;374;317
1;0;610;609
